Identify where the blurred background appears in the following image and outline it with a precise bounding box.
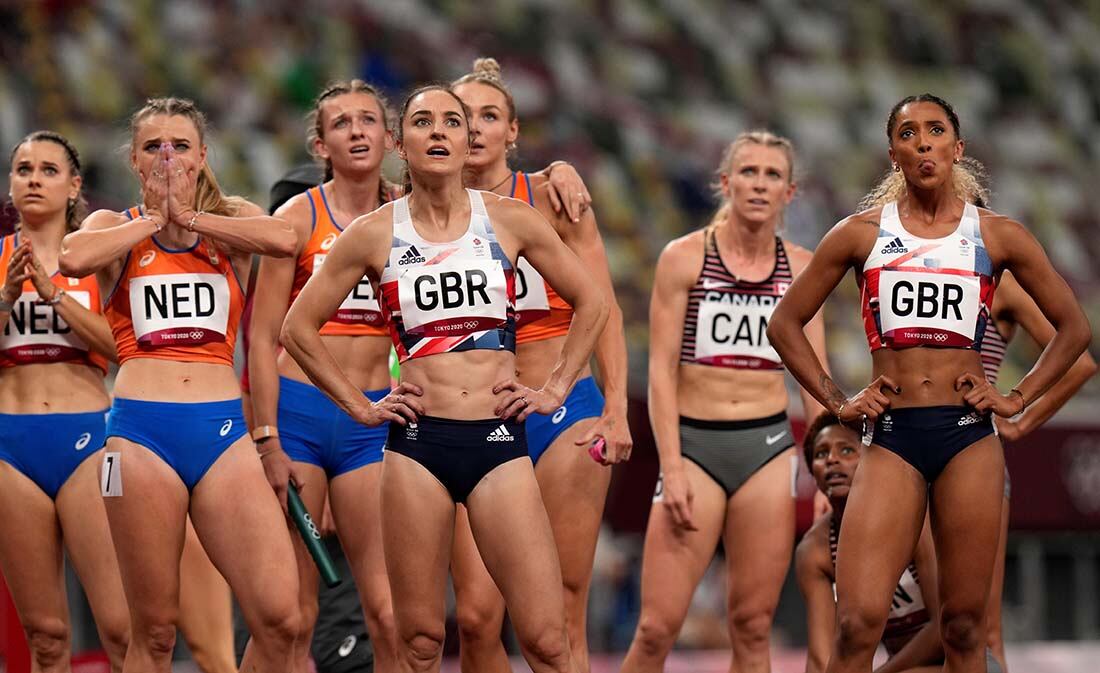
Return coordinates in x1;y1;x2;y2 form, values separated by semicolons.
1;1;1098;671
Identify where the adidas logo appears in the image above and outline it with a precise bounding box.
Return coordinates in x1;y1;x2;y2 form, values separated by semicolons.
398;245;426;266
957;412;983;426
486;424;515;442
880;237;909;254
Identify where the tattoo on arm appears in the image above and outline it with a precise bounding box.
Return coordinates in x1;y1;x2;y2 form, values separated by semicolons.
821;375;847;411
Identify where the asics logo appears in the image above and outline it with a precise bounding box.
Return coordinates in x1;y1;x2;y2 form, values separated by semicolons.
398;245;426;266
958;413;983;426
74;432;92;451
320;233;338;251
338;635;357;658
765;431;788;446
552;406;568;424
68;277;80;286
219;419;233;436
139;250;157;267
487;424;515;442
880;237;909;254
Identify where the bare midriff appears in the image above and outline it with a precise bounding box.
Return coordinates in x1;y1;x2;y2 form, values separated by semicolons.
0;362;109;414
277;334;391;392
676;363;788;421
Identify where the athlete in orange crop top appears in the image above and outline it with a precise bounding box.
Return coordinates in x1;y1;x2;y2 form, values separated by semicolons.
0;131;130;671
281;84;608;673
446;58;630;673
59;97;301;673
248;80;402;673
768;94;1090;673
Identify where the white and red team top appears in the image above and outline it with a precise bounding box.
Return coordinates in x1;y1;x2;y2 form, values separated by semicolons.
680;228;793;370
860;201;996;351
379;189;517;363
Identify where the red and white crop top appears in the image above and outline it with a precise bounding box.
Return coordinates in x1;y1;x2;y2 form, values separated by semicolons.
860;201;995;351
0;234;108;374
680;229;793;370
378;189;516;363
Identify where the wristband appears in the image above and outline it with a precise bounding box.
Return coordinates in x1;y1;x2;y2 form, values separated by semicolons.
186;210;205;233
251;425;279;442
1009;388;1027;413
545;160;570;176
38;289;65;306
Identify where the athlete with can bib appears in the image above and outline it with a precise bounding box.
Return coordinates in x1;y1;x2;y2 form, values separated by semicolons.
767;94;1091;673
621;131;828;673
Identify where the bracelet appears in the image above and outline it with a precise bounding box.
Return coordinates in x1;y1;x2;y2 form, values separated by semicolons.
186;210;205;233
835;400;849;418
1009;388;1027;413
545;160;570;176
42;289;65;306
251;425;279;442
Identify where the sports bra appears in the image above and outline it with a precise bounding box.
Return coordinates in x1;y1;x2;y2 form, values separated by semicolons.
289;186;387;337
105;207;244;366
0;233;108;374
859;201;996;351
680;228;793;370
378;190;516;363
510;172;574;343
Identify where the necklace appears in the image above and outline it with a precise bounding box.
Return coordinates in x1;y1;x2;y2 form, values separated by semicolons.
485;171;513;194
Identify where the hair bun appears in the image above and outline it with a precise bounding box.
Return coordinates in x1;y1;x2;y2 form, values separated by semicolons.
472;57;503;82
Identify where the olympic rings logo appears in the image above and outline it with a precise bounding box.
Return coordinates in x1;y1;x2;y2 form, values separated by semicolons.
464;321;479;330
46;348;61;357
189;330;205;340
934;333;948;342
303;512;322;540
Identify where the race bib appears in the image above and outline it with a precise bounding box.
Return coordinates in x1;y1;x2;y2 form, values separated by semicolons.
890;567;926;619
514;257;550;325
0;290;91;362
693;296;781;368
397;257;507;336
313;254;383;326
879;270;979;347
129;273;230;346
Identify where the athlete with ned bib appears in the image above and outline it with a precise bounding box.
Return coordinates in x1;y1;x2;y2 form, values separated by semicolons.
0;131;129;671
448;57;631;673
768;94;1091;673
797;414;1003;673
861;167;1098;673
60;97;301;673
621;131;827;673
281;85;607;673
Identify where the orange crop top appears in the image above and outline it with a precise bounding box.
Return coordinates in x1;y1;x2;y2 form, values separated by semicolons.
289;186;387;337
104;208;244;366
510;172;574;344
0;234;108;374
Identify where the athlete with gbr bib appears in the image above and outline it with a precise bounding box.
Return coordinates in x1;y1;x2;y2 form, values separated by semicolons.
60;97;302;673
282;84;607;673
768;94;1091;673
622;131;828;673
448;57;631;673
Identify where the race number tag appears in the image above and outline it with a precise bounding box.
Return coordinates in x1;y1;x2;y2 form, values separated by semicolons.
313;255;383;325
397;257;508;336
129;273;230;346
101;451;122;497
878;270;979;346
514;257;550;325
693;298;781;368
0;290;92;362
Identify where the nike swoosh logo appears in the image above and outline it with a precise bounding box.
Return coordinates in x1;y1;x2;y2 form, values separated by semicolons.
702;279;732;290
765;431;788;446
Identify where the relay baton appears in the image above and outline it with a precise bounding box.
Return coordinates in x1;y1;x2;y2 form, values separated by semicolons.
287;483;342;587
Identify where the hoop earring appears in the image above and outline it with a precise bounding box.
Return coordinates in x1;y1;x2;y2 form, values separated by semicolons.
892;163;900;173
